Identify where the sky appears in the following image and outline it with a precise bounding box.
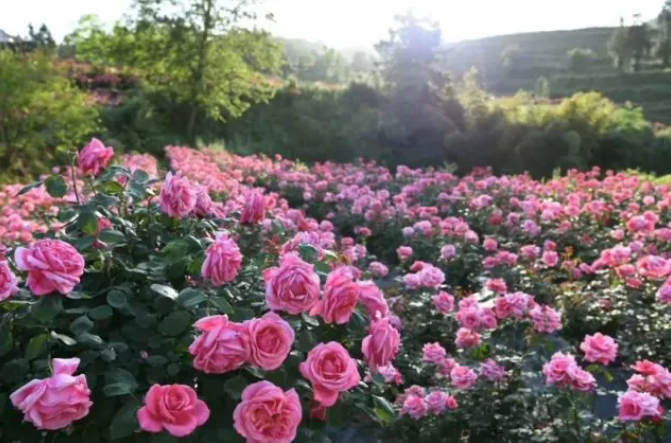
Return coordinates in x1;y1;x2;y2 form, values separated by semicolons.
0;0;664;49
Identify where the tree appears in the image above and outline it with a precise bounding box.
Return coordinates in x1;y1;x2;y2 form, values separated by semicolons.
657;1;671;67
566;48;595;73
28;24;56;50
628;15;652;72
501;44;522;75
608;18;631;70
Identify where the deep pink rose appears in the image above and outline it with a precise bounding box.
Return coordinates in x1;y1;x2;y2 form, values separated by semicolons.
233;382;301;443
240;192;267;224
15;239;84;296
160;172;197;218
580;333;618;365
422;342;447;364
189;315;249;374
192;185;213;217
362;317;400;371
10;358;92;430
358;280;389;319
450;365;478;390
455;327;481;349
137;384;210;437
618;391;661;421
542;352;576;385
78;138;114;176
300;342;360;407
542;250;559;267
311;266;359;325
401;395;428;419
245;312;295;371
432;291;455;314
0;260;19;301
264;253;320;315
201;232;242;286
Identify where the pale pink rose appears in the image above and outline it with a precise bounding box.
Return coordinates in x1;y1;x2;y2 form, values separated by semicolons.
417;265;445;288
403;273;421;289
358;280;389;319
637;255;671;281
311;266;359;325
422;342;447;364
299;342;360;407
495;291;534;319
240;192;267;224
456;306;482;330
78;138;114;176
397;246;413;261
137;384;210;437
567;365;597;392
189;315;249;374
436;358;457;378
580;333;618;365
362;317;400;371
264;253;320;315
376;364;403;385
192;185;213;217
658;282;671;304
0;260;19;301
201;232;242;286
479;359;507;382
14;239;84;296
233;382;302;443
618;391;661;421
455;327;482;349
450;365;478;390
529;305;562;333
401;395;428;419
10;358;92;431
244;312;295;371
432;291;455;314
368;261;389;277
542;250;559;267
425;391;449;415
402;227;415;238
542;352;576;385
160;172;197;218
520;244;540;260
440;244;456;260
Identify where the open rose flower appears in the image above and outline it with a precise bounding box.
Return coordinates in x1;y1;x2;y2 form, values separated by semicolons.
264;253;320;315
310;266;360;325
11;358;92;430
358;280;389;319
233;381;302;443
192;185;213;217
300;342;360;407
244;312;295;371
0;260;19;301
137;384;210;437
240;191;267;224
450;365;478;390
362;317;400;371
201;232;242;286
189;315;249;374
14;239;84;296
78;138;114;176
580;333;618;365
618;391;661;421
160;172;197;218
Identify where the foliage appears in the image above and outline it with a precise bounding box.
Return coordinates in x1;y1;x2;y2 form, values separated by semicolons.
566;48;596;73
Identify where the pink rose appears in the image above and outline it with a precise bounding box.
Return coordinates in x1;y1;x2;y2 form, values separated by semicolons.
137;384;210;437
0;260;19;301
455;327;481;349
78;138;114;176
417;265;445;288
425;391;449;415
245;312;295;371
542;250;559;267
529;305;562;333
233;381;302;443
422;342;447;364
483;237;498;252
189;315;249;374
567;365;597;392
479;359;507;382
362;317;400;371
580;333;618;365
160;172;197;218
201;232;242;286
542;352;576;385
300;342;360;407
311;266;359;325
358;280;389;319
368;261;389;278
10;358;92;430
440;244;456;260
486;278;507;294
397;246;413;261
432;291;455;314
240;192;267;224
618;391;661;421
401;395;428;419
192;185;213;217
446;395;459;410
456;306;481;330
14;239;84;296
450;365;478;390
264;253;320;315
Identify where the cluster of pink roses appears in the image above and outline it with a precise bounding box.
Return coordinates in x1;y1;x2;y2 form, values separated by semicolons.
397;386;458;419
542;352;597;392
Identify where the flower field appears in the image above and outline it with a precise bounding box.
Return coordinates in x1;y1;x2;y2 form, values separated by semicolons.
1;140;671;442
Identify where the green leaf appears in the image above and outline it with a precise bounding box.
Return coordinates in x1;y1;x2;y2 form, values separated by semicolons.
109;402;140;440
104;368;138;397
45;175;67;198
147;355;169;367
102;180;124;195
107;290;128;309
158;311;191;336
296;329;317;352
211;296;233;314
132;169;150;183
224;375;249;399
50;331;76;346
79;211;99;235
177;288;207;309
25;333;49;360
99;229;125;244
89;305;114;321
0;359;29;384
151;284;179;300
0;327;12;357
17;180;45;196
30;296;63;323
373;396;396;424
167;363;180;376
70;315;95;334
230;307;255;322
77;332;104;348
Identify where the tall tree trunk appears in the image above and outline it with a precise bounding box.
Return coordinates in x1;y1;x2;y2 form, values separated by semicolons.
187;0;214;141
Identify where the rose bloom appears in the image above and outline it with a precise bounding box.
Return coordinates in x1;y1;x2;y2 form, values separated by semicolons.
450;365;478;390
567;365;597;392
486;278;507;294
446;395;459;410
480;359;507;382
542;352;577;386
422;342;447;364
0;260;19;301
233;381;302;443
417;265;445;288
240;191;267;224
456;306;482;330
401;395;428;419
455;327;482;349
529;305;562;333
618;391;661;422
483;237;498;252
637;255;671;281
397;246;413;261
432;291;455;314
311;266;359;325
580;333;618;365
160;172;197;218
358;280;389;319
368;261;389;278
299;342;361;407
403;273;421;289
15;239;84;296
189;315;250;374
263;253;321;315
520;244;540;260
10;358;92;431
657;282;671;304
542;250;559;267
192;185;213;217
362;317;400;371
201;232;242;286
137;384;210;437
78;138;114;176
425;391;449;415
244;312;295;371
440;244;457;260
